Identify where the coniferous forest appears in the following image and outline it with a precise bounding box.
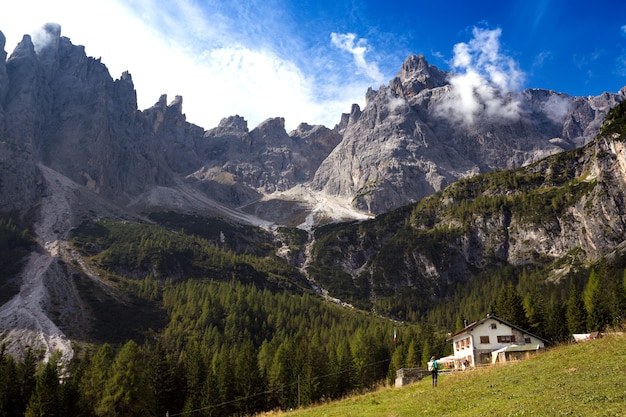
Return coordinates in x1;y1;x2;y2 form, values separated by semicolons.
1;215;451;416
1;206;625;416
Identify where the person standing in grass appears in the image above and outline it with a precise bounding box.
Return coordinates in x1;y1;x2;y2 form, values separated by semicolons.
428;356;439;387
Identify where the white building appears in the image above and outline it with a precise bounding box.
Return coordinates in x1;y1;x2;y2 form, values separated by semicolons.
448;315;548;369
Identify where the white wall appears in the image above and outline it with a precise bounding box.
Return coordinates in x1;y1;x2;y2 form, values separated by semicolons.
451;317;545;367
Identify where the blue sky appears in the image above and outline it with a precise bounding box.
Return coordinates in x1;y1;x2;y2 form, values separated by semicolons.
1;0;625;130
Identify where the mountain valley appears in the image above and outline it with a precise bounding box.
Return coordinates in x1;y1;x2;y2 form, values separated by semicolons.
1;24;626;416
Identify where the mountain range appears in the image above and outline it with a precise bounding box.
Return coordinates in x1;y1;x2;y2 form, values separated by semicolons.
0;23;625;362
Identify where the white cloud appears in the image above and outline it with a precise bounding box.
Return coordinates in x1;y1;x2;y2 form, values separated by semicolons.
330;32;385;86
436;27;525;126
621;25;626;37
543;94;571;123
616;54;626;77
532;51;553;69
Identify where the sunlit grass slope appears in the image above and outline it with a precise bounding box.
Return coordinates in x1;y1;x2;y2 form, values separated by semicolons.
271;333;626;417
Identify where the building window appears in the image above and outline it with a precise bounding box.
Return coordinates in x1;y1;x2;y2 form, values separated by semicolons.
491;323;497;329
497;335;516;343
480;336;490;344
525;337;531;344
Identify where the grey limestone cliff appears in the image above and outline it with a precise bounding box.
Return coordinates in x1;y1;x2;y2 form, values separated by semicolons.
0;27;624;225
310;55;625;214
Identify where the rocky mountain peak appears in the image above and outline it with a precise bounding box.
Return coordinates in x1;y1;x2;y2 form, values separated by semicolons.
390;54;448;98
249;117;290;148
144;94;189;136
398;55;431;80
312;56;624;214
151;94;184;114
214;115;249;134
253;116;286;134
333;103;362;135
169;94;183;111
290;122;342;151
6;34;37;73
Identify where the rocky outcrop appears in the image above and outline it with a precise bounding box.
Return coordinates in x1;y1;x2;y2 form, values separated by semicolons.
307;109;626;313
187;115;341;208
389;54;448;98
0;31;44;213
1;25;311;213
311;55;625;214
0;24;177;210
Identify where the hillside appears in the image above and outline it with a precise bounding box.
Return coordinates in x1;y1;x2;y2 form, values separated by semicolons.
272;332;626;417
307;99;626;330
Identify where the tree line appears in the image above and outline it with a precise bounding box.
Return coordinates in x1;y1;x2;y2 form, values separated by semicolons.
0;277;450;417
2;206;626;416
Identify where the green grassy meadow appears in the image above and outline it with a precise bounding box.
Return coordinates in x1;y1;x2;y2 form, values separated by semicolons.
269;333;626;417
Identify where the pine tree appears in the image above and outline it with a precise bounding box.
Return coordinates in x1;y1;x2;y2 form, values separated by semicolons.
96;340;153;417
0;348;21;417
268;341;295;409
454;315;465;332
387;345;404;385
56;356;84;417
25;353;61;417
420;339;431;368
350;328;377;390
406;340;420;368
544;298;568;342
17;347;38;416
302;336;326;406
566;282;587;334
524;288;546;337
583;269;600;314
213;345;236;417
200;366;220;417
234;340;263;415
148;341;178;417
587;282;611;331
494;283;528;328
608;270;626;325
330;340;353;399
78;344;114;415
181;342;207;415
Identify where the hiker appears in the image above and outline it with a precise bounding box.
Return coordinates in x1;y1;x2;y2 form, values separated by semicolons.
428;355;439;387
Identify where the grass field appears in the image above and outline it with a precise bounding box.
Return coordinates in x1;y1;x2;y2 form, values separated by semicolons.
267;332;626;417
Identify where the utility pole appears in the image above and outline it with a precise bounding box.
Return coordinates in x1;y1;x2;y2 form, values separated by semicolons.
297;374;301;409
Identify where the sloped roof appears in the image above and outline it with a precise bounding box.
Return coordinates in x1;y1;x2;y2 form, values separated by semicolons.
447;314;549;344
492;344;542;353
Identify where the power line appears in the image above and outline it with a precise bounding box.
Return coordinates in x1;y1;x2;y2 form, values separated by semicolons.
164;357;391;417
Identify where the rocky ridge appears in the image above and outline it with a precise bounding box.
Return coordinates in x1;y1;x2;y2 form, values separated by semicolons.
306;107;626;314
1;26;624;225
311;55;625;214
